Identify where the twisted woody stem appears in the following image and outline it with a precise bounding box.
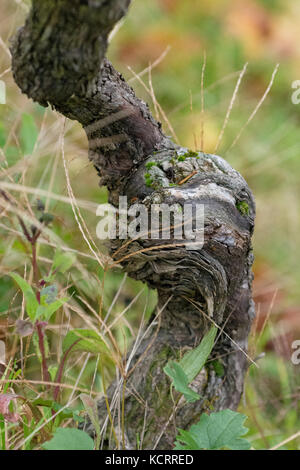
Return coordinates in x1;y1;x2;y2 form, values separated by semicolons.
11;0;255;449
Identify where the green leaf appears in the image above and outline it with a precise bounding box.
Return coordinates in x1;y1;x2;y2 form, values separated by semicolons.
32;399;83;424
163;326;217;402
173;428;199;450
178;326;217;383
39;212;54;225
211;359;225;377
42;428;94;450
174;410;251;450
41;285;58;304
35;298;68;321
62;329;110;356
164;361;201;403
53;251;76;274
20;113;38;155
5;146;21;167
0;123;6;147
48;365;58;382
9;273;38;321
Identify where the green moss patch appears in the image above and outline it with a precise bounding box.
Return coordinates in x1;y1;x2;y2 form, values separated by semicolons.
236;201;249;216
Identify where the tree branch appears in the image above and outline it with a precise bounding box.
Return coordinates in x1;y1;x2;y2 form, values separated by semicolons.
11;0;131;105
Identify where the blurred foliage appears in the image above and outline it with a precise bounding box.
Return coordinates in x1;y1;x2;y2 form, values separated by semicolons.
0;0;299;449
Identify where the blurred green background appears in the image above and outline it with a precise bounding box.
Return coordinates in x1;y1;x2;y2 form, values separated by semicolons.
0;0;299;449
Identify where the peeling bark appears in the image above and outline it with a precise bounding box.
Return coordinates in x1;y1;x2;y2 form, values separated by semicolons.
11;0;255;449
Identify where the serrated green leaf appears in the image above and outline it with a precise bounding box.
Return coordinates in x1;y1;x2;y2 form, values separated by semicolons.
9;273;38;321
179;326;217;383
42;428;94;450
20;113;38;155
53;251;76;274
175;409;251;450
164;361;201;403
62;329;110;356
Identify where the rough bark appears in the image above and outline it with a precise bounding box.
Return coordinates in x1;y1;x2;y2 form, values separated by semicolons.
10;0;255;449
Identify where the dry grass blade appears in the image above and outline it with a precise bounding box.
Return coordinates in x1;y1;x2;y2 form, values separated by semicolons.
255;289;278;346
13;396;80;450
0;378;97;395
128;46;171;84
153;395;184;450
126;295;172;377
127;65;179;144
227;64;280;152
0;67;10;79
0;181;99;212
107;288;144;333
67;353;90;404
148;65;160;121
111;241;191;269
103;273;127;324
200;51;206;151
68;299;121;367
169;70;245;117
60;118;106;269
270;430;300;450
0;35;11;58
214;62;248;153
183;296;258;368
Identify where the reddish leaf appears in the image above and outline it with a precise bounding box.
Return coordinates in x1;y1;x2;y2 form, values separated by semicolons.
0;393;20;423
15;319;34;337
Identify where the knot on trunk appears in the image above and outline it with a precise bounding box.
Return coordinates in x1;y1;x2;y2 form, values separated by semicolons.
111;147;255;326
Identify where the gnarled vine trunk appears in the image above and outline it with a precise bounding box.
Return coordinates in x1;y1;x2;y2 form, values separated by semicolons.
10;0;255;449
